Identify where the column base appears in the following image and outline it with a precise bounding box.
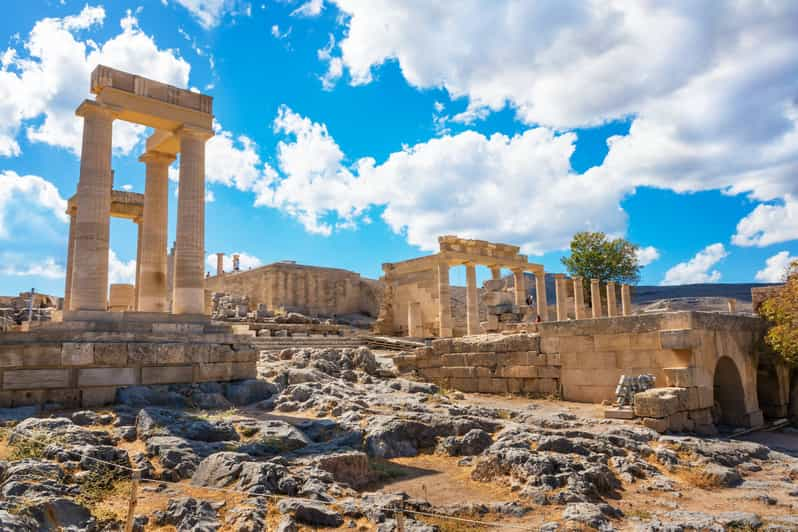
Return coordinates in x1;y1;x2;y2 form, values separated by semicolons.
173;288;205;315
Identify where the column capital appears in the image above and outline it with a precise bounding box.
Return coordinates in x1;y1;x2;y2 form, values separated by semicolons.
75;99;120;120
139;150;176;164
553;273;565;279
176;124;214;142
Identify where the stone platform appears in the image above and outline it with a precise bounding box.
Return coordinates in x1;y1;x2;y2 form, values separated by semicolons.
0;313;258;409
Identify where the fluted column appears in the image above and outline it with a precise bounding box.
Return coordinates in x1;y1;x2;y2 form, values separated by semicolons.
554;274;567;321
437;262;452;337
134;217;142;310
173;126;213;314
621;284;632;316
71;101;116;311
216;253;224;276
573;277;585;320
606;281;618;317
535;269;549;321
465;263;479;335
63;211;77;311
138;151;174;312
490;267;501;280
591;278;603;318
512;269;526;307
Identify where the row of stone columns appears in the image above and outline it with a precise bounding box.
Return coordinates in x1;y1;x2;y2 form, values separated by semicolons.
553;276;634;321
437;263;549;336
69;100;211;315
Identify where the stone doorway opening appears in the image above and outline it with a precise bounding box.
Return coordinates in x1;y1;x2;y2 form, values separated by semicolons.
757;359;783;419
713;356;747;427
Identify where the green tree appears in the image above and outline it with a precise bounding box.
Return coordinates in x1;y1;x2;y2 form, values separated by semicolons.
561;231;641;285
760;260;798;366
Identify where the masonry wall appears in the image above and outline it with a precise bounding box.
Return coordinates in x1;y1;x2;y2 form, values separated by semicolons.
0;325;258;409
205;262;380;318
395;334;560;395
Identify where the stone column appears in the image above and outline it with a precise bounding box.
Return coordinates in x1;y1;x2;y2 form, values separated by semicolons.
573;277;585;320
137;151;173;312
591;278;603;318
465;263;479;335
63;211;77;311
407;302;422;337
173;126;212;315
71;101;116;311
233;254;240;272
490;267;502;280
554;274;567;321
727;298;737;313
621;284;632;316
535;269;549;321
606;281;618;317
133;218;142;310
437;262;453;337
216;253;224;276
512;269;526;307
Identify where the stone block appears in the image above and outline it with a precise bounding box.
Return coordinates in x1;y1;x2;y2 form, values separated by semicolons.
633;387;688;418
231;347;258;362
558;335;595;353
642;417;668;433
209;344;236;363
537;366;561;379
9;389;46;406
186;343;211;364
23;344;62;366
688;407;713;425
93;343;129;366
465;353;500;366
0;346;24;367
440;367;475;378
604;406;635;419
81;387;118;408
474;367;493;377
78;368;138;387
197;362;256;382
450;378;478;393
61;342;94;366
442;354;466;366
659;330;698;350
629;332;660;350
4;369;70;390
142;365;193;385
540;335;559;353
127;343;157;365
478;378;507;394
547;353;562;366
507;378;522;393
687;386;714;410
420;367;442;379
156;343;187;365
152;322;204;334
431;339;453;355
667;411;689;432
499;366;538;378
539;379;559;394
230;362;256;380
615;349;654;369
45;389;81;408
594;334;631;351
663;367;698;387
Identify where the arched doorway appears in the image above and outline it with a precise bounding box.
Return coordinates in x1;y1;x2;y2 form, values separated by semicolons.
757;360;783;419
713;356;747;427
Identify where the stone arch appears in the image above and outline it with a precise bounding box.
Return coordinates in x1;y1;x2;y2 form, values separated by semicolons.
713;356;748;426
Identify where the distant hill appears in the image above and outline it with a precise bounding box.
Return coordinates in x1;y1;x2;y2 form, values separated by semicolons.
631;282;778;304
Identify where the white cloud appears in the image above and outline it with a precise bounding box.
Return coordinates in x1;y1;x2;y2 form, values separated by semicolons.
260;106;625;252
321;1;798;248
635;246;660;267
732;195;798;247
108;249;136;284
121;184;133;191
661;243;728;286
0;171;68;240
317;34;342;90
755;251;796;283
173;0;233;28
0;6;189;157
205;120;264;191
292;0;324;17
205;189;215;202
0;253;65;279
205;251;262;273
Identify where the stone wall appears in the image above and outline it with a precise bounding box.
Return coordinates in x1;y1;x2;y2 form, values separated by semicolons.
394;334;560;395
0;320;258;409
205;262;380;318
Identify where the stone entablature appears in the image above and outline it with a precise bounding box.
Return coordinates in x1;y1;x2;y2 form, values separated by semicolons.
205;261;380;318
0;319;257;409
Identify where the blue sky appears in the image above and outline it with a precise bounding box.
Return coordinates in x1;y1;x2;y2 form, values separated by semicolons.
1;0;797;297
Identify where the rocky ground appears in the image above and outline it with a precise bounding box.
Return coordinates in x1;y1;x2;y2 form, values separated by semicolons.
0;346;797;531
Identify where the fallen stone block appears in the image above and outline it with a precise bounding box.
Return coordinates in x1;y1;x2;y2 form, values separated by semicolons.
634;387;687;418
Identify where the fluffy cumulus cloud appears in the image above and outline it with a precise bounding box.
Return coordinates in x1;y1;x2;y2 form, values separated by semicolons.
172;0;238;28
0;171;68;240
205;251;262;273
313;1;798;249
0;6;189;156
0;253;65;279
635;246;660;267
661;243;728;286
733;196;798;247
755;251;797;283
108;249;136;285
258;106;625;252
